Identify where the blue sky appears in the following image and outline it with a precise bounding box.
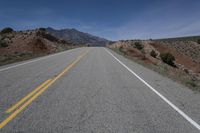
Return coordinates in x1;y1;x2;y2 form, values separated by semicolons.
0;0;200;40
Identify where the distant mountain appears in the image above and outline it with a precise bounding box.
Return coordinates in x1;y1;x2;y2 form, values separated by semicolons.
46;27;110;46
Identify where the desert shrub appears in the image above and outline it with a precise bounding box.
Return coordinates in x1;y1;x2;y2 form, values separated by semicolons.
39;28;46;32
183;68;189;74
42;33;58;42
150;50;157;58
134;42;143;50
119;46;124;53
197;39;200;44
186;80;197;87
0;40;8;47
141;49;145;54
160;52;175;67
60;39;67;44
1;27;13;34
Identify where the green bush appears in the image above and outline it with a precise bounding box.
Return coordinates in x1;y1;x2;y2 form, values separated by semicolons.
39;28;46;32
119;46;124;53
150;50;157;58
0;40;8;47
160;52;175;67
134;42;143;50
186;80;197;87
197;39;200;44
1;27;13;34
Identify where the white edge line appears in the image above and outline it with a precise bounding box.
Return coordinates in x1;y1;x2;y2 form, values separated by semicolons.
0;48;78;72
104;48;200;131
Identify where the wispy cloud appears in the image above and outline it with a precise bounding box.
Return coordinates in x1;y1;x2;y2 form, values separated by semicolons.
170;21;200;37
97;2;200;40
1;0;200;40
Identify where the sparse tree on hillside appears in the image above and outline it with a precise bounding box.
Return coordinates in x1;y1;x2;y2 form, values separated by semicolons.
160;52;175;67
150;50;157;58
134;42;143;50
197;39;200;44
1;27;13;34
119;45;123;53
0;40;8;47
39;28;46;32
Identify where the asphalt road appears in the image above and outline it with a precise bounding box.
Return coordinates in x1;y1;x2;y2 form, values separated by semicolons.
0;47;200;133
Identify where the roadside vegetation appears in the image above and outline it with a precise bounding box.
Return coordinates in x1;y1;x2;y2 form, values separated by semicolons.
160;53;175;67
197;39;200;44
134;42;144;50
108;40;200;91
150;50;157;58
0;40;8;48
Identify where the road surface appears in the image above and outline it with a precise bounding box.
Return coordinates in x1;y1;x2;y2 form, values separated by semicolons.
0;47;200;132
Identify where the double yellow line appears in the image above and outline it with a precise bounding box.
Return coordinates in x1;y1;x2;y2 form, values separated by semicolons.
0;50;90;129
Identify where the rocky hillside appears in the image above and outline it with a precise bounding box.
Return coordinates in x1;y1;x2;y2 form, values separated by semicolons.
0;28;80;65
157;39;200;64
108;38;200;90
46;27;110;46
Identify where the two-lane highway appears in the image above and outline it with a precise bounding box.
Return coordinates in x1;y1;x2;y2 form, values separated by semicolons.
0;47;200;132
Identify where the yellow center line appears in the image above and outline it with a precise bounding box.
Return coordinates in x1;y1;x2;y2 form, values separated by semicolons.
6;79;52;113
0;49;90;129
